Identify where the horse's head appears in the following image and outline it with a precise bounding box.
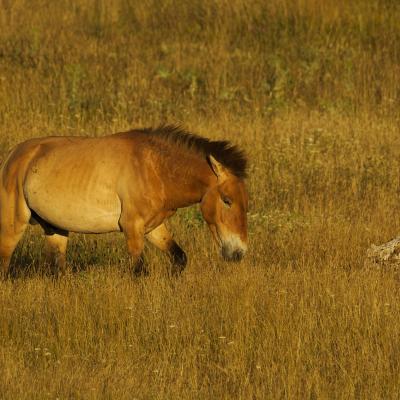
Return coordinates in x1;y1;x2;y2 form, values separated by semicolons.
201;155;248;262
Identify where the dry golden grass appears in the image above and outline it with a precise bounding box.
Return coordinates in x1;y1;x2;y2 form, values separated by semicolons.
1;0;400;398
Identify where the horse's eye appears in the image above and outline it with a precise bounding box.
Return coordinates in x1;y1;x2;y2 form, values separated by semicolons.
222;196;232;207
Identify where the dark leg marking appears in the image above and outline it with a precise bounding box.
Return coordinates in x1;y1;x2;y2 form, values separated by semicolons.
132;255;148;277
169;242;187;275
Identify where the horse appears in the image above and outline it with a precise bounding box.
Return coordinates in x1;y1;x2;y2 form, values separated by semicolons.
0;125;248;278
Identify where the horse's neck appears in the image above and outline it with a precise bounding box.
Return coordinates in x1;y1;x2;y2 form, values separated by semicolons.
157;153;213;210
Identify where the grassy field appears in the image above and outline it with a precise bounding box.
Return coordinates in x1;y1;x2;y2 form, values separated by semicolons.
1;0;400;398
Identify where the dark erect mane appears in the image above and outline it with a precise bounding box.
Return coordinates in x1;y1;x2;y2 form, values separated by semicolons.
134;125;248;179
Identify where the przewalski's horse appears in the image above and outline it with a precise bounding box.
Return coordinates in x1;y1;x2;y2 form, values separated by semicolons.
0;126;248;278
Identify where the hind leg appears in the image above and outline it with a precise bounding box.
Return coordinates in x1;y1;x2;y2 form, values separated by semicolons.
0;195;30;280
31;214;69;277
44;231;69;277
0;224;29;279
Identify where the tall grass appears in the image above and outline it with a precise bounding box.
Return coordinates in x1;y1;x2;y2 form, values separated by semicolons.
1;0;400;398
1;0;400;134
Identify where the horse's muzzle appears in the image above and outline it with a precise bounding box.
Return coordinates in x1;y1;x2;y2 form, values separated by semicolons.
221;246;245;262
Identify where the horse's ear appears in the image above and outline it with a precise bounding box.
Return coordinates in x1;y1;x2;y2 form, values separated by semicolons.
208;155;228;181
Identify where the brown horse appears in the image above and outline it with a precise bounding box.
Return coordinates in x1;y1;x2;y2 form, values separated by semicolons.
0;126;248;278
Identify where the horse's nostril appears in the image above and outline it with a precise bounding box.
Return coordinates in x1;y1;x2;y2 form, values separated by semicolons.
231;250;243;262
221;246;243;262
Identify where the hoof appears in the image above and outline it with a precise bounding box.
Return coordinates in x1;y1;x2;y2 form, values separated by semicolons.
133;257;149;277
170;243;187;270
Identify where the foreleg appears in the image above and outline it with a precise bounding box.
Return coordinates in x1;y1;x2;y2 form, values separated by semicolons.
146;223;187;275
120;214;146;276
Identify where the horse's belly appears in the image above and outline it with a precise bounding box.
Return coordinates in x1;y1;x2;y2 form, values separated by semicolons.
25;177;122;233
